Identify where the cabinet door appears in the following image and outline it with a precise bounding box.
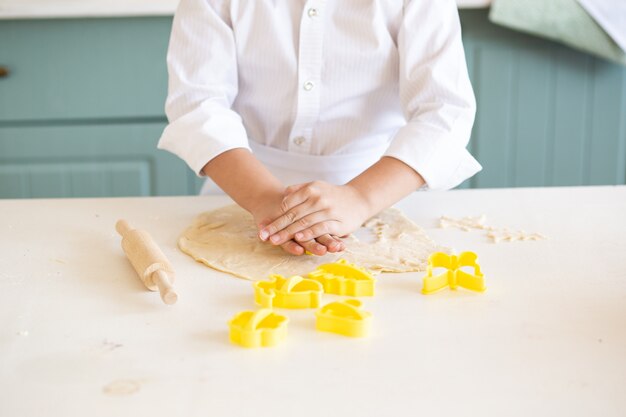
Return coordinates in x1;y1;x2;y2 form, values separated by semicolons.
0;123;200;198
460;10;626;188
0;17;172;122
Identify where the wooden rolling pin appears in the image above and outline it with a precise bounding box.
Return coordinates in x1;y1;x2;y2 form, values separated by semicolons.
116;220;178;305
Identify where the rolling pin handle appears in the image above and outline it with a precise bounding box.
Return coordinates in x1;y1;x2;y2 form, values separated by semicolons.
153;269;178;305
116;219;132;237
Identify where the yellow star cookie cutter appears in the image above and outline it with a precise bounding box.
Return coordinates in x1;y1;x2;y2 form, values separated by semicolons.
308;259;376;297
253;275;323;309
316;299;372;338
422;251;486;295
228;308;288;348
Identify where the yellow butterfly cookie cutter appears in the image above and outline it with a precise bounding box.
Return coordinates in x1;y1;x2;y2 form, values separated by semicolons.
308;259;376;297
422;251;486;295
315;299;372;338
253;275;323;309
228;308;288;348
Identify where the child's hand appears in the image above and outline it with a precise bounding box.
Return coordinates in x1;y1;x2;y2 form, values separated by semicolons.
258;181;371;247
200;148;348;257
251;188;344;256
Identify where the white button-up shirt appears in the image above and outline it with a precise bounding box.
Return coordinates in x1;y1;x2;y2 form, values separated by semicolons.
158;0;482;190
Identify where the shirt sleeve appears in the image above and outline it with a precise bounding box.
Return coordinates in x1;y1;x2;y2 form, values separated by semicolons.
157;0;250;176
383;0;482;190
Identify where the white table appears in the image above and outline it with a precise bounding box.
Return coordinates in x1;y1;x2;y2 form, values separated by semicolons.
1;186;625;416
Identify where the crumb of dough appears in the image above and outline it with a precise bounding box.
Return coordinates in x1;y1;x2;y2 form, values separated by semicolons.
486;230;548;243
51;258;67;264
102;380;141;396
440;215;547;243
439;215;488;231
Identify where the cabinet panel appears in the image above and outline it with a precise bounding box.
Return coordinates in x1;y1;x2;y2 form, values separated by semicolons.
0;123;197;198
0;161;150;198
0;17;172;122
460;10;626;188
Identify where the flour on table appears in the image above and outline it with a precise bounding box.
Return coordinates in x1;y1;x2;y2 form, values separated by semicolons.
179;205;448;281
439;215;547;243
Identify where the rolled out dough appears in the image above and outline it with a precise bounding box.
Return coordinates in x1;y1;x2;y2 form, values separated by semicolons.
179;205;447;281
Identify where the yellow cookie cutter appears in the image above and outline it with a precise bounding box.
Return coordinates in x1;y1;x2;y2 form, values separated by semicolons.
228;308;288;348
316;299;372;338
308;259;375;297
422;251;486;295
253;275;323;309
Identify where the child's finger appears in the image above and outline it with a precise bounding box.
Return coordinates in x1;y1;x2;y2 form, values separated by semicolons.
280;240;305;256
267;210;331;245
260;206;307;241
259;200;317;241
280;183;321;213
294;221;342;243
316;234;344;253
299;239;327;256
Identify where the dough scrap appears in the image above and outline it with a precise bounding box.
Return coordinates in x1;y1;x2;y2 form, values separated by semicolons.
440;215;490;231
486;229;547;243
179;205;448;281
439;215;547;243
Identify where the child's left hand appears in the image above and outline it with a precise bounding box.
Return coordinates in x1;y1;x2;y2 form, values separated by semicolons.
258;181;372;246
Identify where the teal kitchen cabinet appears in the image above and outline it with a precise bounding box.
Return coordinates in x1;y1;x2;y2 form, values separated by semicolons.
0;17;171;122
0;122;195;198
0;10;625;198
461;10;626;188
0;17;204;198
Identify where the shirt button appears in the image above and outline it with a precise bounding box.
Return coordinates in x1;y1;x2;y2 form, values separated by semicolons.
307;8;318;18
303;81;314;91
293;136;306;146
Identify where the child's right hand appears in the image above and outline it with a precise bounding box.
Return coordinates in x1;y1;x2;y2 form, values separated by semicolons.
250;190;344;256
200;149;343;256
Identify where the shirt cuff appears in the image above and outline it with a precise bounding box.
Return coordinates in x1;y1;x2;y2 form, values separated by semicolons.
384;123;482;190
158;104;251;176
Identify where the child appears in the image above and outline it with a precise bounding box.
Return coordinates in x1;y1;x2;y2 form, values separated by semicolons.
158;0;481;256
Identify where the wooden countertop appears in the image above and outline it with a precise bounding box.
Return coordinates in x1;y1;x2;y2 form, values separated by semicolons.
0;0;492;19
0;186;625;416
